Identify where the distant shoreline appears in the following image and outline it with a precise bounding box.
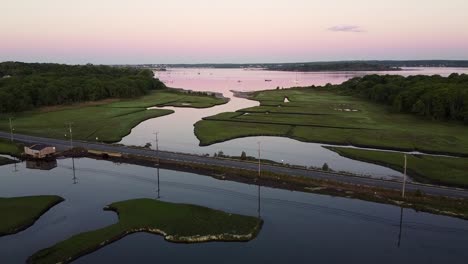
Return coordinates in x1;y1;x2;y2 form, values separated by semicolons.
122;60;468;71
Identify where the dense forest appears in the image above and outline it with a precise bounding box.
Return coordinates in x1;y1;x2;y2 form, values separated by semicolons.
370;60;468;68
158;60;468;71
157;62;400;71
264;62;400;72
0;62;165;112
334;74;468;124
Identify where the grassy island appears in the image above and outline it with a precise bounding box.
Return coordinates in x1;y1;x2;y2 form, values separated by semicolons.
195;75;468;156
0;195;64;236
28;198;262;264
327;147;468;187
0;156;16;166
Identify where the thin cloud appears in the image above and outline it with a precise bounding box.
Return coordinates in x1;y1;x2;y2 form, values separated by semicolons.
328;25;365;33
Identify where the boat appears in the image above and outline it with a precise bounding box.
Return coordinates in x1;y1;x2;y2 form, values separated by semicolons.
293;72;300;84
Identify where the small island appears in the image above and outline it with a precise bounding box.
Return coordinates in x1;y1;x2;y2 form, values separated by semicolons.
28;198;263;264
0;156;16;166
0;195;64;236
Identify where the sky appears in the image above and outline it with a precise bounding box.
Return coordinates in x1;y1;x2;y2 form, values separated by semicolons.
1;0;468;64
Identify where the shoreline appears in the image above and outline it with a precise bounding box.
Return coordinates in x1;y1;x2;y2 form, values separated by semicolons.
61;149;468;221
0;196;65;237
27;199;262;264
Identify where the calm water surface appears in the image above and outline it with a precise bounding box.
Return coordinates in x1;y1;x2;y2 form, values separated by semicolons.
1;159;468;264
0;159;468;263
120;67;468;179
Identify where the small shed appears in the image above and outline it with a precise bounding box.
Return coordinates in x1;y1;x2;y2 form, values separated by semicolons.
24;144;56;159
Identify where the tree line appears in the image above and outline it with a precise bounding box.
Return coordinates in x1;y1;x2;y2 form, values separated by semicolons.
265;62;400;72
333;73;468;124
0;62;166;112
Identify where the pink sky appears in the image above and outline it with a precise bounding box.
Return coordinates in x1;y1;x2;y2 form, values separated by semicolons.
1;0;468;64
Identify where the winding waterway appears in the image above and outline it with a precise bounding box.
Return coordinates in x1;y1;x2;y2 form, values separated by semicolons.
120;67;468;180
1;158;468;263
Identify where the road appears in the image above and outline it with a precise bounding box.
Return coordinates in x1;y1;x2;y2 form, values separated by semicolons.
1;131;467;199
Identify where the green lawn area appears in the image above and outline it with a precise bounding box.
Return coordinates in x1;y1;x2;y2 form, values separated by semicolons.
106;90;228;108
0;90;227;143
327;147;468;187
29;198;262;264
0;195;64;236
0;138;22;156
194;88;468;156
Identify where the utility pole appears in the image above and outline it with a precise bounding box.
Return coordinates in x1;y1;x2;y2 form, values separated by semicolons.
154;131;159;165
257;141;261;179
66;122;74;149
9;117;14;142
154;131;160;199
402;154;407;198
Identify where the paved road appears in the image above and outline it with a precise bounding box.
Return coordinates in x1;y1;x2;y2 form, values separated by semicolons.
1;131;467;199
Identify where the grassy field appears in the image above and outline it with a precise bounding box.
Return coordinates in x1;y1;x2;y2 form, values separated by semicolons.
0;90;227;143
327;147;468;187
0;195;64;236
195;88;468;156
0;138;22;156
29;198;262;264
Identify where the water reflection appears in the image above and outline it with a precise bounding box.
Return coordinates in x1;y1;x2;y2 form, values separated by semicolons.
1;158;468;264
13;158;19;173
398;207;404;248
156;167;160;199
25;159;58;171
72;157;77;184
257;184;261;220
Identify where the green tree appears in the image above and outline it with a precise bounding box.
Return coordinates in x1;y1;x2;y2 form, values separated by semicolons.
322;163;329;171
240;151;247;160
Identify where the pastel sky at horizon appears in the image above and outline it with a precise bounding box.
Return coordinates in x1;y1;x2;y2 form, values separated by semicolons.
1;0;468;64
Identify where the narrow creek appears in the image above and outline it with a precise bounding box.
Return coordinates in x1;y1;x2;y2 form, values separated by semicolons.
119;67;468;180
